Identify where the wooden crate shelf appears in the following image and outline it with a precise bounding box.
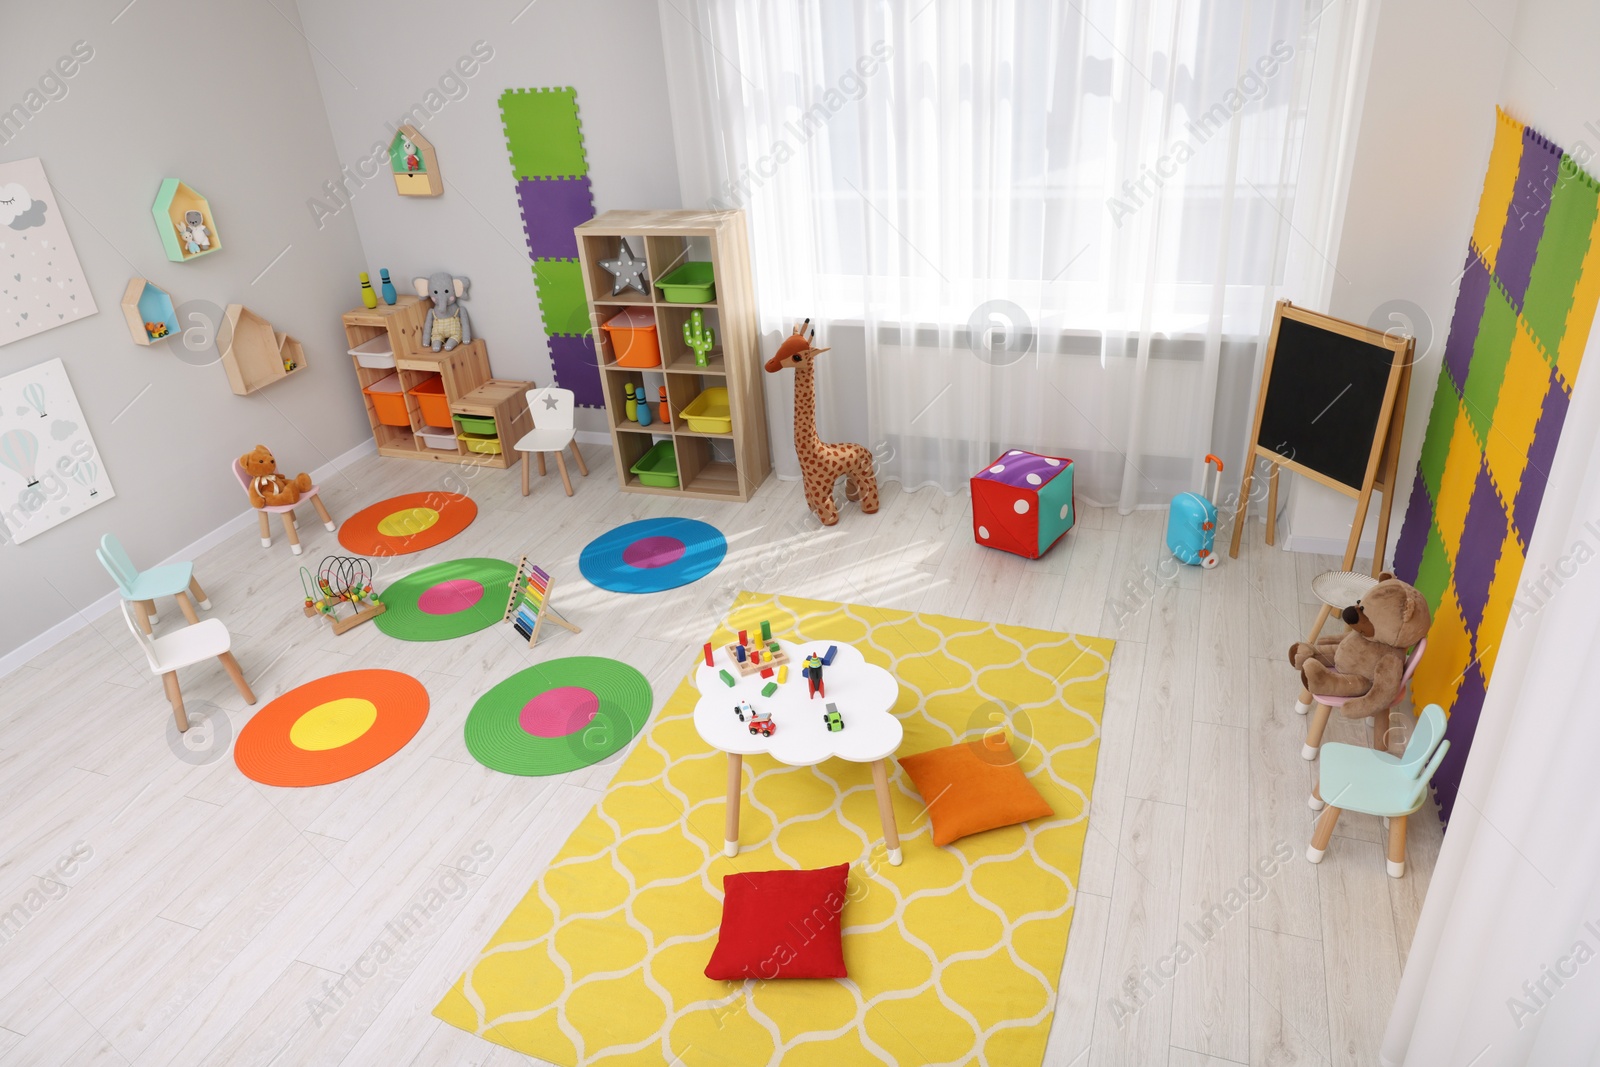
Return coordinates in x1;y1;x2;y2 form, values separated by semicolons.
218;304;306;395
342;296;528;468
576;210;769;502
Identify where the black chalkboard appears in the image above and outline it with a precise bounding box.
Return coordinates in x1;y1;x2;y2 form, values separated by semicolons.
1256;314;1401;492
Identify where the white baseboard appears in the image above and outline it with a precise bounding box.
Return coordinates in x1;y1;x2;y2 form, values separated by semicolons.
1280;532;1379;557
575;430;614;446
0;438;377;680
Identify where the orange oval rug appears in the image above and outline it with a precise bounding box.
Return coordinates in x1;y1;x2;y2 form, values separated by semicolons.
339;492;477;556
235;670;429;786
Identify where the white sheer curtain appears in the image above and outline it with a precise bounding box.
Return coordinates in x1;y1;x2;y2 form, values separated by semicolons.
660;0;1370;508
1380;322;1600;1064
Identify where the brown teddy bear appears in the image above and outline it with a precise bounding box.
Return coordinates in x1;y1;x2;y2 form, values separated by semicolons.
239;445;312;508
1289;573;1430;723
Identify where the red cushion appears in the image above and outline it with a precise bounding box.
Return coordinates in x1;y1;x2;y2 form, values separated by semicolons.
704;863;850;980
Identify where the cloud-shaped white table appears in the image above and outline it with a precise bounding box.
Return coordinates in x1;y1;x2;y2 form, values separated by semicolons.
693;638;905;864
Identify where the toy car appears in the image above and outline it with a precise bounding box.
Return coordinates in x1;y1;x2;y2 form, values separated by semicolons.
748;712;775;737
822;704;844;732
733;701;755;723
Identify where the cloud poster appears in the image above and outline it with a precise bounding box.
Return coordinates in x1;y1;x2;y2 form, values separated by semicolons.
0;157;97;347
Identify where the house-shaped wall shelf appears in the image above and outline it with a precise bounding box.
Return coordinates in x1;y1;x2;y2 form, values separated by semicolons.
218;304;306;395
389;125;442;197
151;179;221;262
120;277;179;345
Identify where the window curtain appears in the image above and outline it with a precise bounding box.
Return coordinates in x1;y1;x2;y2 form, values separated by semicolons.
1379;321;1600;1063
659;0;1374;508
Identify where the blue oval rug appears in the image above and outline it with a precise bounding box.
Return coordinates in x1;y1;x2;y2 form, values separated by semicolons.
578;517;727;593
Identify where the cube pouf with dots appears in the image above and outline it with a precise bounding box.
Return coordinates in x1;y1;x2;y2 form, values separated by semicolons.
971;450;1075;559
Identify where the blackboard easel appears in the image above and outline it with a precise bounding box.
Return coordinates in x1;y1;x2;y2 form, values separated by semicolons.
1228;300;1415;643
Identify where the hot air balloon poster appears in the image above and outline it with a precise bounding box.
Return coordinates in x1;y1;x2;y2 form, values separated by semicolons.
0;158;98;348
0;358;113;544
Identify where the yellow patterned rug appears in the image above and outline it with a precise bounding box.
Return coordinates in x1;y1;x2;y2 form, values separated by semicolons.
433;591;1114;1065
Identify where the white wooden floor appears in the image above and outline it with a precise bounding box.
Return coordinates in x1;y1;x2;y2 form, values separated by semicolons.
0;445;1436;1066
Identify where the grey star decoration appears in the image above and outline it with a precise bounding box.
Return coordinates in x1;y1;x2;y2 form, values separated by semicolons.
600;241;649;296
542;395;560;410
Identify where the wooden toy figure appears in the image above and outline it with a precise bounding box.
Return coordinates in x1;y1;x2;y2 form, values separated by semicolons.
763;319;880;526
379;268;398;305
359;272;378;309
658;386;669;424
803;652;825;699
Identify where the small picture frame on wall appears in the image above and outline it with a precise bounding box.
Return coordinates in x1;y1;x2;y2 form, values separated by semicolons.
389;125;442;197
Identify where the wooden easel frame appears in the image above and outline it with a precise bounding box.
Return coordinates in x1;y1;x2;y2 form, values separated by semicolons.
1229;301;1415;643
502;556;581;648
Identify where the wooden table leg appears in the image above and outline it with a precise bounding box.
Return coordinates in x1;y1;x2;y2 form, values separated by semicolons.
256;511;272;548
309;492;337;531
218;651;255;704
162;671;189;732
723;753;742;858
571;442;589;477
282;511;301;555
521;452;530;497
870;758;903;866
176;591;200;624
554;451;574;496
188;575;210;610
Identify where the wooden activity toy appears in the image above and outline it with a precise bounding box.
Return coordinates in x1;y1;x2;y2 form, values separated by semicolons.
721;622;792;678
765;319;880;526
301;555;386;635
1228;300;1414;643
503;556;581;648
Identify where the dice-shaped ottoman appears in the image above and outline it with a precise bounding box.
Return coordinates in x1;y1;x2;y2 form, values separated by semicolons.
971;450;1075;559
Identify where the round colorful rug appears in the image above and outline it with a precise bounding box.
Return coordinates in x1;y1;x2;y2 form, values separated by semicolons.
464;657;653;776
235;670;429;787
339;492;477;556
578;517;726;593
375;558;517;642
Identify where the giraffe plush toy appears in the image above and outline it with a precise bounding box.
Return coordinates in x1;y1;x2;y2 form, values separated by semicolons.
763;320;879;526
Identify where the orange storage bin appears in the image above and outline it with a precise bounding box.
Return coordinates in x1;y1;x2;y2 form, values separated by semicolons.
409;376;452;427
363;374;409;427
602;308;661;368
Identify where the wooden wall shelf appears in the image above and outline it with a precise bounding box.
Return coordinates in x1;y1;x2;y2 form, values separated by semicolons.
120;277;178;345
342;295;529;468
151;179;220;262
576;210;770;501
219;305;306;395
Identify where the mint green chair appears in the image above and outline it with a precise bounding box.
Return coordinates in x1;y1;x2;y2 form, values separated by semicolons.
1306;703;1449;878
96;533;210;635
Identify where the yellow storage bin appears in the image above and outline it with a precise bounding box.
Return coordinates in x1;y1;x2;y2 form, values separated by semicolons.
457;432;503;455
679;386;731;434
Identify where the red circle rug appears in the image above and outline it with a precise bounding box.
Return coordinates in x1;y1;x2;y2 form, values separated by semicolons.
235;670;429;786
339;492;477;556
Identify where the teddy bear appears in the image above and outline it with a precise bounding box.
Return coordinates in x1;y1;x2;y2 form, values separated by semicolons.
1289;573;1430;722
239;445;312;508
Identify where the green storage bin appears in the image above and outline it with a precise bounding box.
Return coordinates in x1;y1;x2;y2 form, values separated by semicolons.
655;262;716;303
455;413;497;436
629;441;679;487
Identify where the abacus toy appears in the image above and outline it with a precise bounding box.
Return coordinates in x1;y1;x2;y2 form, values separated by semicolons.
301;555;386;635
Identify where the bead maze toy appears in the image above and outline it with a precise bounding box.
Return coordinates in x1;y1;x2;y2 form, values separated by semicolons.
301;555;386;635
503;556;581;648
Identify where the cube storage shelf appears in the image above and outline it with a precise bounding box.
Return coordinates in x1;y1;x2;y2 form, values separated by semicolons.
342;295;531;468
576;209;770;501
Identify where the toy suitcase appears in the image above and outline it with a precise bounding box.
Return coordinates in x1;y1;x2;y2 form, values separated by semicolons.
1166;454;1224;569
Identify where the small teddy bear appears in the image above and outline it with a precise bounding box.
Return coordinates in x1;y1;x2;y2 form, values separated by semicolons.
1289;573;1430;722
239;445;312;508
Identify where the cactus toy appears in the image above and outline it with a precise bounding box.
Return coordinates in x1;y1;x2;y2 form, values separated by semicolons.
683;310;715;366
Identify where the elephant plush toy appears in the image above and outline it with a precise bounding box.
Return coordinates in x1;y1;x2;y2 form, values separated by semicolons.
413;272;472;351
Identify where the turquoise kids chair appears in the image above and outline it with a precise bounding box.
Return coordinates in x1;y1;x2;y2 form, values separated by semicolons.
96;533;211;635
1306;703;1450;878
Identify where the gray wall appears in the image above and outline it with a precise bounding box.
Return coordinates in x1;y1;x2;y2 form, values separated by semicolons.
293;0;683;432
0;0;371;661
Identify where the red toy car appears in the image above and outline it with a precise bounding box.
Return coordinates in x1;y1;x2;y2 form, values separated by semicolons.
747;711;775;737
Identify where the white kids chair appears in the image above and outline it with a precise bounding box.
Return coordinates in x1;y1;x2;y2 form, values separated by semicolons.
119;601;255;732
231;458;337;555
513;387;589;496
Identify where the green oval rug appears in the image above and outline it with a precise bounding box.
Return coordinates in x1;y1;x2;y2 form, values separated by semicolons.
375;558;517;642
465;657;653;775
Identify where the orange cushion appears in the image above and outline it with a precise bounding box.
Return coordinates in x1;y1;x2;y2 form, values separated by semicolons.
898;739;1054;846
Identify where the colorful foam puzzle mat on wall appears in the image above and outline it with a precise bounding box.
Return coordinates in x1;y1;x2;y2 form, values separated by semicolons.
578;517;727;593
464;656;653;776
500;87;603;408
235;670;429;787
375;557;518;642
433;591;1114;1065
1392;108;1600;821
338;492;477;556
